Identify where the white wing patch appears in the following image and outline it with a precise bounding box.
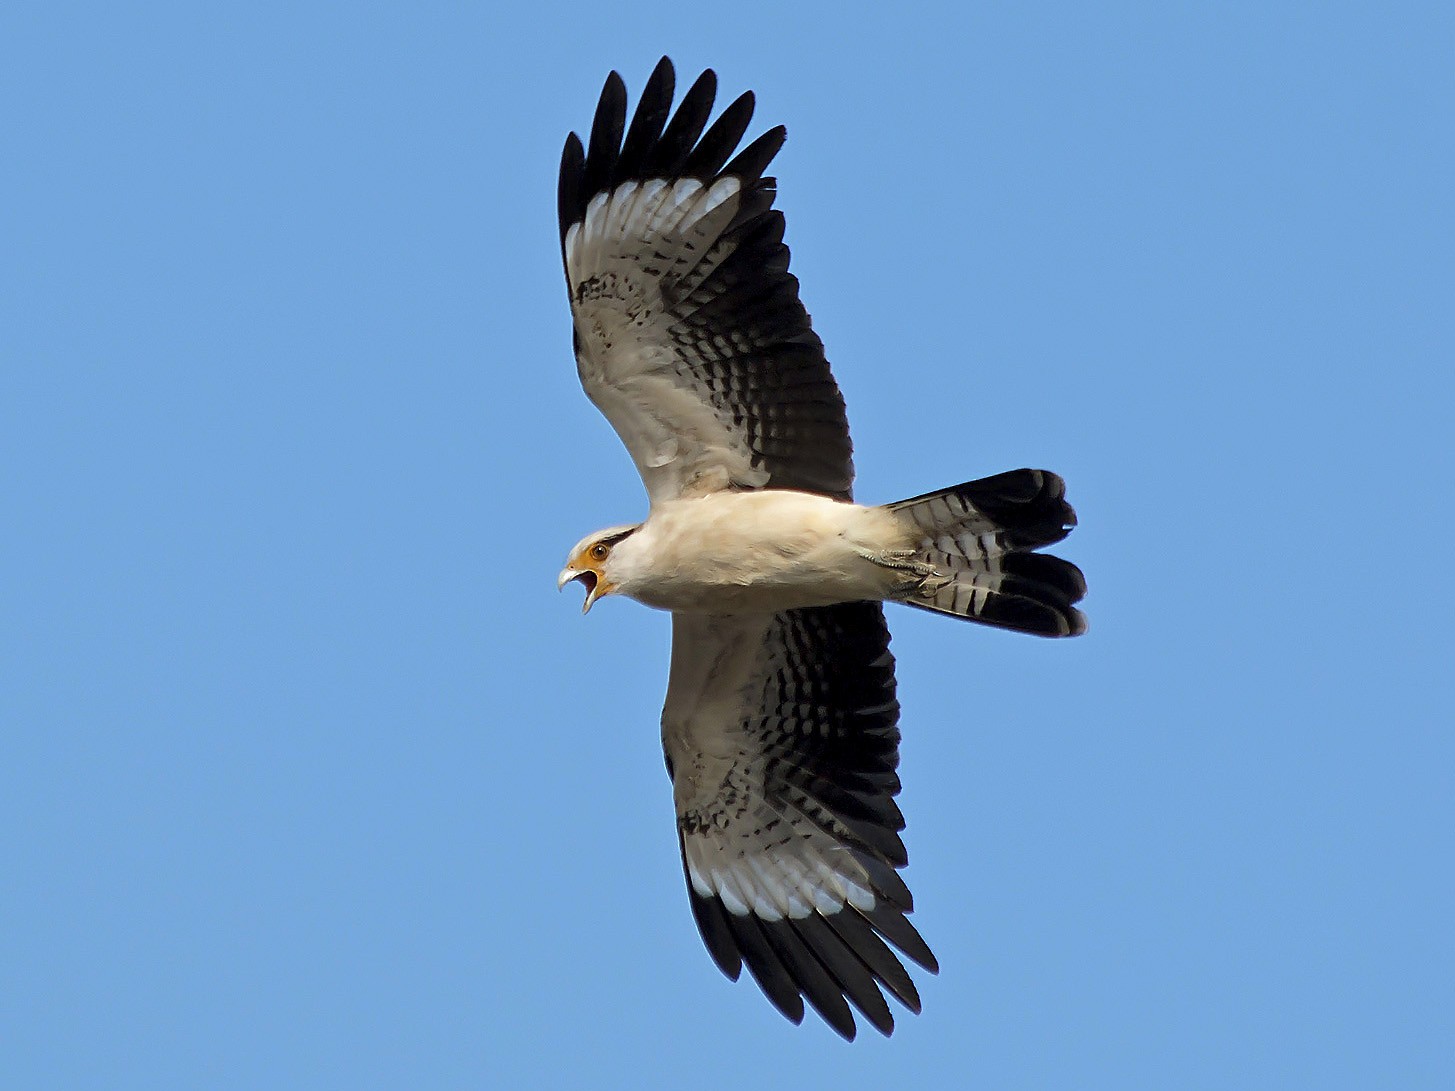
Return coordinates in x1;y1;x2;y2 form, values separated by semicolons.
564;177;764;501
683;815;881;922
565;176;740;292
664;611;888;923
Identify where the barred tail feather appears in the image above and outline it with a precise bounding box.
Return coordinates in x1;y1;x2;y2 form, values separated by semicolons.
885;469;1087;638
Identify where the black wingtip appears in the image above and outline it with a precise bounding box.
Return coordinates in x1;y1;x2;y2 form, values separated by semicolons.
729;914;807;1026
557;132;585;249
559;61;790;248
792;915;897;1038
863;903;939;974
684;862;745;982
645;67;717;177
581;71;627;202
723;124;787;182
824;908;924;1014
615;58;675;185
760;918;858;1040
682;90;756;178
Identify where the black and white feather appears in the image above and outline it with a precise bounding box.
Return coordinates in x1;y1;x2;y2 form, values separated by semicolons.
559;57;853;503
663;604;937;1039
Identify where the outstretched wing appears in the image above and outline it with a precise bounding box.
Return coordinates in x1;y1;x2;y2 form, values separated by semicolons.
558;57;853;504
662;604;938;1040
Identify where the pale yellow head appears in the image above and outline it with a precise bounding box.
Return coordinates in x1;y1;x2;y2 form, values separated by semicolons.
557;524;639;613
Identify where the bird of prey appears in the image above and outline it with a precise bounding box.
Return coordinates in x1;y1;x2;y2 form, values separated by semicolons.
556;58;1086;1040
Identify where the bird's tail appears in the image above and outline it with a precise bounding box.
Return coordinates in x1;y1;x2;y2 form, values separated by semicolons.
883;469;1087;637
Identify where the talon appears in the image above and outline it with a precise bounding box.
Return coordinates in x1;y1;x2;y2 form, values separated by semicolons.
916;572;953;596
858;547;939;577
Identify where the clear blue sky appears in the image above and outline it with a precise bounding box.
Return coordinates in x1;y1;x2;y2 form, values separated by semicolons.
4;2;1452;1088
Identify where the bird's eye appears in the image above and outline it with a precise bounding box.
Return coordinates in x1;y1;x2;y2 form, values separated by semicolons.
591;543;609;560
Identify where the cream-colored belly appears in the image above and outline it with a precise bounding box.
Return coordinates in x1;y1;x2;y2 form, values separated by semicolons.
614;491;911;614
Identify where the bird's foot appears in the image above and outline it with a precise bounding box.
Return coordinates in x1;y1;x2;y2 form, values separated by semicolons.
859;548;952;594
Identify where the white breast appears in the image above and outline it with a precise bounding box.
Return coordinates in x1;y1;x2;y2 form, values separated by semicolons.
609;491;910;613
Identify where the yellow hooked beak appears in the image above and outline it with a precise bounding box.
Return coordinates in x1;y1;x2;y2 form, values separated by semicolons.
557;563;608;614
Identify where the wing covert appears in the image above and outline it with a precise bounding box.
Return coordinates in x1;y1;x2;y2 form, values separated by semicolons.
559;57;854;503
661;604;937;1040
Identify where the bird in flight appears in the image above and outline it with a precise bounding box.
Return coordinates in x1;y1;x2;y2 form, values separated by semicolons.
556;58;1086;1040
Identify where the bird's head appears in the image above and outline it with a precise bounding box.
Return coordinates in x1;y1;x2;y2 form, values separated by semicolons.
557;524;640;613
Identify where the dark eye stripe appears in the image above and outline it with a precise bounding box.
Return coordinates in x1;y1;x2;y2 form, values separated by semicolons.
600;527;638;547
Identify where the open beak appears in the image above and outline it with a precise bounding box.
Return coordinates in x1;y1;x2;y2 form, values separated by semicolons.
557;566;602;614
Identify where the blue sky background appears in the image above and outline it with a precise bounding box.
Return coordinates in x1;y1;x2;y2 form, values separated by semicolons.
4;2;1452;1087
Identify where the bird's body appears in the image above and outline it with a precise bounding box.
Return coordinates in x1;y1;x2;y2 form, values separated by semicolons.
553;58;1087;1039
605;491;909;614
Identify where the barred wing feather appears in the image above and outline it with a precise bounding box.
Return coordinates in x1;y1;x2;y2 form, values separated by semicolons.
662;604;937;1040
558;58;853;503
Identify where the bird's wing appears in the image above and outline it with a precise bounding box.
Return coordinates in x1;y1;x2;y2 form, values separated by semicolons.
558;58;853;504
662;603;937;1040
